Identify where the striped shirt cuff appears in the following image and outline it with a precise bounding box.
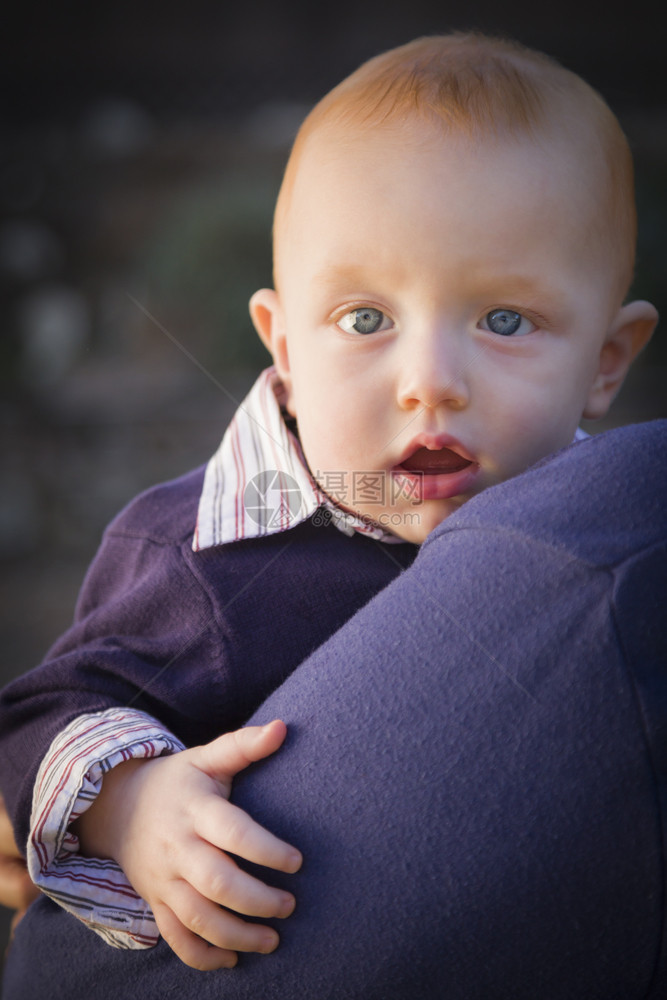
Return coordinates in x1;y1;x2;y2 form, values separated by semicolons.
28;707;185;949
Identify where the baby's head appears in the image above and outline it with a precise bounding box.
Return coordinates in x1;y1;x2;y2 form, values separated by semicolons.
251;33;657;544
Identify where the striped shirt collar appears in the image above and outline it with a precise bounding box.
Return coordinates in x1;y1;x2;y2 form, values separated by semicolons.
194;367;400;550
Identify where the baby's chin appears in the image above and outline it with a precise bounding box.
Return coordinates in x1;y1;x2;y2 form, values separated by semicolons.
386;499;468;545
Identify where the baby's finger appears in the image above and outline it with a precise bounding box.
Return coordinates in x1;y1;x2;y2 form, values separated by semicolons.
196;720;288;782
184;842;296;918
162;882;281;957
195;796;302;874
153;899;238;971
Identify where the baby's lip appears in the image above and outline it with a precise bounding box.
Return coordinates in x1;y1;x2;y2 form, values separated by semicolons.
395;435;476;475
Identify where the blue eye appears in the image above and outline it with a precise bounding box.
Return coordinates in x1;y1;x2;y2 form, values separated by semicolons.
481;309;534;337
337;307;390;335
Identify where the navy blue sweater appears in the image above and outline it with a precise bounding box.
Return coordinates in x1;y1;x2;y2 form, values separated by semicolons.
0;466;417;851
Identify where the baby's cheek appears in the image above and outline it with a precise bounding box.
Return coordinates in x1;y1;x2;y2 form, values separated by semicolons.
299;419;349;482
485;413;561;480
513;424;576;476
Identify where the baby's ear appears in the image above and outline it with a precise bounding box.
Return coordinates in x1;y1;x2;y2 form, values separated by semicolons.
249;289;295;412
583;299;658;420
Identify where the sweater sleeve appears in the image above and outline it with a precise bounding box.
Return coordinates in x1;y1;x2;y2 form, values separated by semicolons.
0;474;229;858
28;707;185;949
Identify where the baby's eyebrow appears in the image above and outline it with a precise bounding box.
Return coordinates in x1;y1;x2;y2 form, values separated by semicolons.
311;263;376;291
487;273;560;298
461;267;569;307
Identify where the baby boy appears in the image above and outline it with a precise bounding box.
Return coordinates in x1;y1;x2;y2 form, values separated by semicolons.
0;31;657;972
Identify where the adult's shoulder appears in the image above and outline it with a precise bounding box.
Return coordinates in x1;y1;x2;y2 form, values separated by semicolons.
426;420;667;568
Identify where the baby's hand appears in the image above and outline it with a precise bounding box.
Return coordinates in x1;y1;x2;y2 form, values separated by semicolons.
74;720;301;971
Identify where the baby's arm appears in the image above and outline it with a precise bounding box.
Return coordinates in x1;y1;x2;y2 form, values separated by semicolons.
73;720;301;971
1;474;293;950
1;472;315;960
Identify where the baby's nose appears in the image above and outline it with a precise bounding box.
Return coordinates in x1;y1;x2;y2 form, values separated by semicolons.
396;332;470;411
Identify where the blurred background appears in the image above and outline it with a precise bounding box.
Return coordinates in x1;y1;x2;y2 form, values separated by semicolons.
0;0;665;957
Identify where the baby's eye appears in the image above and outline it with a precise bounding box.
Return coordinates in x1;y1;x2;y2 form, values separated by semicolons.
337;307;391;335
479;309;536;337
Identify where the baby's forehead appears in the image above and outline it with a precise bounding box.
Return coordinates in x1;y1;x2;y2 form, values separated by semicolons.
285;117;601;219
273;36;636;299
273;117;625;302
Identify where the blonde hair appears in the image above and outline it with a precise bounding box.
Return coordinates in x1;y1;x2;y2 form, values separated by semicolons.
274;33;636;298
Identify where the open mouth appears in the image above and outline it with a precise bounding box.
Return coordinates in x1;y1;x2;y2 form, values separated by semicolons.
398;446;473;475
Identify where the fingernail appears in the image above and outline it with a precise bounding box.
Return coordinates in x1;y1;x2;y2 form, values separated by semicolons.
277;893;296;918
260;930;279;954
288;850;302;872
